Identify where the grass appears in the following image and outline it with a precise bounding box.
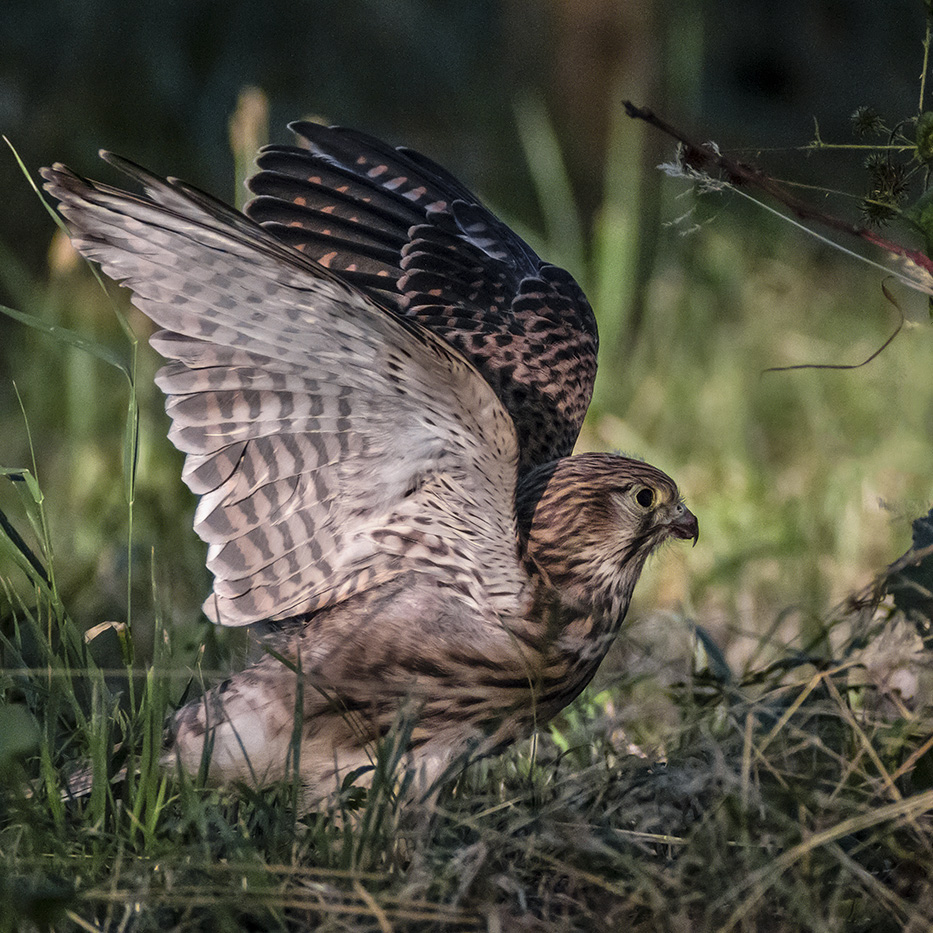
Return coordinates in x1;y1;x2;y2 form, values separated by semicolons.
1;96;933;930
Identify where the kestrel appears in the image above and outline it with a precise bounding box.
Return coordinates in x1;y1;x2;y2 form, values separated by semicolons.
42;125;697;805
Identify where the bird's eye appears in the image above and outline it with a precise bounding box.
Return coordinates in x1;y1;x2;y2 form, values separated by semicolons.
635;487;655;509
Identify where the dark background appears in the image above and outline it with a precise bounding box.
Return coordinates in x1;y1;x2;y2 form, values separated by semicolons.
0;0;924;276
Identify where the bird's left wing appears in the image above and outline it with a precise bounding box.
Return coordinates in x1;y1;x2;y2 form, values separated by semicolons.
42;154;524;628
246;124;599;474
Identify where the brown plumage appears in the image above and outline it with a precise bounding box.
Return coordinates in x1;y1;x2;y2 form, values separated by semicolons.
245;123;598;476
41;128;696;806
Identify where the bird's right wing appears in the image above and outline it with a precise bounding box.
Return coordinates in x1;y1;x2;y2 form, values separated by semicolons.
42;154;525;628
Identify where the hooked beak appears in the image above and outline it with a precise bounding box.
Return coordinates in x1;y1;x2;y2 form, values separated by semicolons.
669;506;699;546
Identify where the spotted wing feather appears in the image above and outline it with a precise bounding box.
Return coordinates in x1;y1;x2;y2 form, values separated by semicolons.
246;123;598;472
42;154;524;628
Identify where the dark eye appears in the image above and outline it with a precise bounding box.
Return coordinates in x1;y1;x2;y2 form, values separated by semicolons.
635;487;655;509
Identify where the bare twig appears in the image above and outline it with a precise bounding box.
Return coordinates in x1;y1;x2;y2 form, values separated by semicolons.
623;101;933;283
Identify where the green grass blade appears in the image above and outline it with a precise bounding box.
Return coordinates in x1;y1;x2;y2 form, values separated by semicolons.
0;301;132;379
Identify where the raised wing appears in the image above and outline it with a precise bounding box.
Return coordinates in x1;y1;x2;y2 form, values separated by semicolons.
42;154;524;627
246;123;599;473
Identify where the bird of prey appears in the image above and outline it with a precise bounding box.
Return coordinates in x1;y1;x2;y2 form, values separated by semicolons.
42;125;697;806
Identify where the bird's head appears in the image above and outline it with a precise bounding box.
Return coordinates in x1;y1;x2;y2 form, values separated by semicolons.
516;453;697;619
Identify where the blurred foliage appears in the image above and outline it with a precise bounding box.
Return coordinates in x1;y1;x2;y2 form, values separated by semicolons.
3;64;933;669
1;3;933;928
0;0;926;282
